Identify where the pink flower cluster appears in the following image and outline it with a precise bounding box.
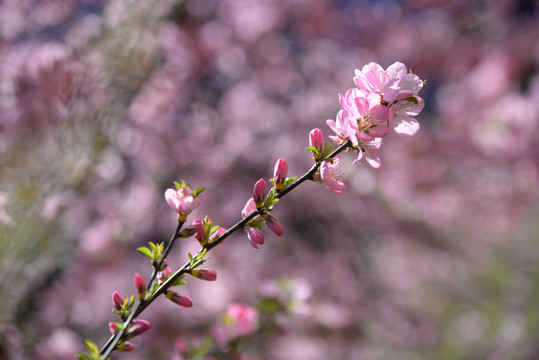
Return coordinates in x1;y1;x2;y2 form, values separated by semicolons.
327;62;424;168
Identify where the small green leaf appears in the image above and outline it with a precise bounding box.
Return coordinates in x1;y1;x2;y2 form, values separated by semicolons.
137;246;153;259
83;340;100;357
174;181;182;190
171;278;187;287
188;253;194;262
75;353;91;360
283;177;296;188
193;187;205;197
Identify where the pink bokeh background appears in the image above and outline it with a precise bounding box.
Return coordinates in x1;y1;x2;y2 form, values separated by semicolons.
1;0;538;359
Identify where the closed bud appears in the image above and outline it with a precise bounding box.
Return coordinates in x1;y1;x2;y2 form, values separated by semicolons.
253;178;266;208
190;269;217;281
273;158;288;191
109;322;119;335
166;290;193;308
128;319;152;337
191;219;207;246
309;128;324;152
262;213;283;236
246;227;265;249
134;273;147;300
112;291;123;311
117;341;135;352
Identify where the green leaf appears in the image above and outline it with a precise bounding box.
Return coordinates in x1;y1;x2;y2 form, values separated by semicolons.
188;253;194;262
174;181;182;190
149;242;157;254
193;187;205;197
283;177;296;188
137;246;153;259
171;278;187;287
84;340;100;357
75;353;91;360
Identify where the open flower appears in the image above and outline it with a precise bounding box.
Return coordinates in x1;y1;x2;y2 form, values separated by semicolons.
353;61;422;103
320;157;345;194
164;186;202;221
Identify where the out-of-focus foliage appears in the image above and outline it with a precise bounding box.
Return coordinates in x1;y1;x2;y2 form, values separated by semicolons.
0;0;538;359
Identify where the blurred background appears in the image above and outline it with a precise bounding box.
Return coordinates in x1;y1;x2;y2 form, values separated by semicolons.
0;0;538;359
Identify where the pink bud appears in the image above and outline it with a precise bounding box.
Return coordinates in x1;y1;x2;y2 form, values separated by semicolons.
117;341;135;352
166;290;193;308
209;227;226;244
164;187;202;221
246;227;265;249
191;219;207;245
273;158;288;191
191;269;217;281
134;273;147;300
128;319;152;336
262;213;283;236
112;291;123;311
309;128;324;151
242;198;257;218
109;322;119;335
253;178;266;208
158;266;172;283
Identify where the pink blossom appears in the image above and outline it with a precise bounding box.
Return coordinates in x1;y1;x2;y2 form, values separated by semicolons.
353;138;383;169
246;227;265;249
226;303;259;338
158;266;172;283
112;291;123;311
353;61;421;103
134;273;147;299
339;89;390;143
253;178;266;208
320;157;345;194
164;187;202;220
389;96;424;137
165;290;193;308
128;319;152;336
327;109;356;144
273;158;288;191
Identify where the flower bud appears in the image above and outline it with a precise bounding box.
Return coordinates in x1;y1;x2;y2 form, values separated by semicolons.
109;322;119;335
262;213;283;236
128;319;152;337
134;273;147;300
166;290;193;308
273;158;288;191
246;227;264;249
112;291;123;311
253;178;266;208
158;266;172;283
242;198;257;218
309;128;324;151
190;269;217;281
191;219;207;246
117;341;135;352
